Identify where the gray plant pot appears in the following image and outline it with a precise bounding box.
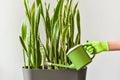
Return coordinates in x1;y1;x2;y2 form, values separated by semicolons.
22;67;87;80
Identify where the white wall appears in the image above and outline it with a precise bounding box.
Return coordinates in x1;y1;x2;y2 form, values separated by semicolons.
0;0;24;80
0;0;120;80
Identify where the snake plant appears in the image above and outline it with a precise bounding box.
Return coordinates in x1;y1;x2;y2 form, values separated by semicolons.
19;0;81;69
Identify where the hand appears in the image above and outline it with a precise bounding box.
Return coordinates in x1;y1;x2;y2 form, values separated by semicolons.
84;41;109;54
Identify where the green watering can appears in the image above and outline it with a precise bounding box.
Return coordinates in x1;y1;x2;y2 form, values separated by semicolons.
46;45;95;70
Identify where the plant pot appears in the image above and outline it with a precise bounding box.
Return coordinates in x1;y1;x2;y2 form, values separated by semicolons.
22;67;87;80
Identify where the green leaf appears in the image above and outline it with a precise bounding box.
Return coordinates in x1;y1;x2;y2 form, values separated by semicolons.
35;37;41;68
36;0;41;6
31;2;35;36
27;32;32;68
53;0;63;25
31;1;35;13
40;40;46;69
21;21;27;40
66;0;72;24
34;4;41;68
75;34;80;44
73;2;78;17
30;4;36;68
31;1;35;28
37;0;44;19
19;36;27;52
70;14;74;43
52;22;60;64
52;22;60;48
76;10;81;33
45;6;51;40
62;27;69;48
61;27;69;65
24;0;31;22
76;10;81;44
35;4;41;35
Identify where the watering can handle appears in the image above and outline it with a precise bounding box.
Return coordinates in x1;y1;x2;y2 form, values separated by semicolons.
82;45;96;60
85;40;96;60
91;53;95;60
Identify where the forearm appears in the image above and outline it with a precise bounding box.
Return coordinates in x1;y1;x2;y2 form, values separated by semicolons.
108;41;120;51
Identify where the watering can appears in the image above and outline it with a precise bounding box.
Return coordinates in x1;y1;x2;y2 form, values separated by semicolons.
46;45;95;70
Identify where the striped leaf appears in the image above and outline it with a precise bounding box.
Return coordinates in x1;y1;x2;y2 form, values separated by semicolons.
21;21;27;40
35;4;41;35
19;36;27;52
52;0;63;25
76;10;81;44
24;0;31;22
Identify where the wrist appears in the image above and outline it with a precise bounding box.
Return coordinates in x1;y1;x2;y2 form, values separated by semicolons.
101;42;109;51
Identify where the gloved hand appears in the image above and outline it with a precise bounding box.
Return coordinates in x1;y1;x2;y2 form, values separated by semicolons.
84;41;109;54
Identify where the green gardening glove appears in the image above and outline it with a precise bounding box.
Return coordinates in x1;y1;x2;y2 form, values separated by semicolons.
84;41;109;54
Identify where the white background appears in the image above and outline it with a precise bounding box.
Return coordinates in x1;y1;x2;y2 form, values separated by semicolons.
0;0;120;80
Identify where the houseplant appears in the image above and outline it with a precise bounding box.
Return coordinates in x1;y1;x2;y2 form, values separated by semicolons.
19;0;87;80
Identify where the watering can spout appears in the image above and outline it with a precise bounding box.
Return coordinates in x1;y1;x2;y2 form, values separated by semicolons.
45;62;76;69
69;64;75;69
45;45;95;70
